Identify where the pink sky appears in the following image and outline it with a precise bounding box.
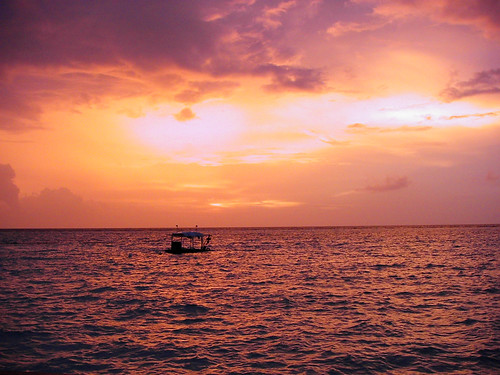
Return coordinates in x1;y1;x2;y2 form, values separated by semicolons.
1;0;499;228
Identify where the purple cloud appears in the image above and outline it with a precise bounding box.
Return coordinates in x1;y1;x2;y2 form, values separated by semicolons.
0;1;221;71
362;176;410;193
0;1;325;79
441;69;500;101
0;1;329;132
257;64;324;92
374;0;500;39
0;84;43;131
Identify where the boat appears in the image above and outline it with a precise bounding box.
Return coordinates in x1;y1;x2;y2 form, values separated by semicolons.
166;231;212;254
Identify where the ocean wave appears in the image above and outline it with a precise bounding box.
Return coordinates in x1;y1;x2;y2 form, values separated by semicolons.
1;226;498;374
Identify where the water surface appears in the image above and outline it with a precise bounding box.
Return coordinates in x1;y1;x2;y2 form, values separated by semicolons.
0;226;499;374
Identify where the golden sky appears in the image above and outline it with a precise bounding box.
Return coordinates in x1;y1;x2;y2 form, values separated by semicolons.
1;0;499;227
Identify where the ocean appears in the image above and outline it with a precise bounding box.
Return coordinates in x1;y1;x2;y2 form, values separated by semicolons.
0;226;498;374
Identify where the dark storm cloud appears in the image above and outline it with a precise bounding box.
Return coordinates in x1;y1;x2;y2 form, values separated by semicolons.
0;0;324;78
0;0;222;130
0;0;220;71
441;69;500;101
0;0;327;131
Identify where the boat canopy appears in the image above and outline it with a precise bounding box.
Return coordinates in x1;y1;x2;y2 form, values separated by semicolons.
172;231;206;238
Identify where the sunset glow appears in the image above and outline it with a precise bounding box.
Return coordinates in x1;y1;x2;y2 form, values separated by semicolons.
1;0;499;227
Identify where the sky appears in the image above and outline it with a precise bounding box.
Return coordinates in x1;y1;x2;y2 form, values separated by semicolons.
1;0;499;228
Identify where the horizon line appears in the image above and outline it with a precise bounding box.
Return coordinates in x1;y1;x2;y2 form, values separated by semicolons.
1;223;499;231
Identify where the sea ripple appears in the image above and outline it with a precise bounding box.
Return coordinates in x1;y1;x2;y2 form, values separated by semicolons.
0;226;498;374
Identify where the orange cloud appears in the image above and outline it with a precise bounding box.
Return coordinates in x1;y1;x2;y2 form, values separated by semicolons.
447;111;500;120
346;123;432;134
174;80;239;104
210;199;301;209
174;108;196;122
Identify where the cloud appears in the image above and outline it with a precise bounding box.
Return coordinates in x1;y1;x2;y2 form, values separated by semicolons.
346;123;432;134
0;1;322;80
9;187;95;228
210;199;301;208
447;111;500;120
327;19;389;37
21;187;85;216
0;164;101;227
361;176;410;193
320;138;351;146
0;69;153;131
257;64;324;92
174;80;239;103
441;69;500;101
255;0;297;30
382;126;433;133
0;1;221;71
372;0;500;39
0;1;327;132
0;0;225;125
0;163;19;208
175;108;196;122
346;123;379;134
0;83;43;131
